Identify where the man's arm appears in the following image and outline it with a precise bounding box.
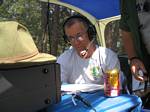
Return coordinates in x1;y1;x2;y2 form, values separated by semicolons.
121;30;137;59
121;30;147;81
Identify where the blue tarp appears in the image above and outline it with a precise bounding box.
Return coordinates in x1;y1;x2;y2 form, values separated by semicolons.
61;0;120;19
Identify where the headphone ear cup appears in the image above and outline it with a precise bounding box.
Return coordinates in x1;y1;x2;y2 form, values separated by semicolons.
88;25;97;40
63;34;68;43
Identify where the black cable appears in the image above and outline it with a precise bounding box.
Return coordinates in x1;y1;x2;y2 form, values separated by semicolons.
142;92;150;108
73;94;97;112
47;0;51;53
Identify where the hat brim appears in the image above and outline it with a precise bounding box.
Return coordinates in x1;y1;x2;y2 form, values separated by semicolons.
19;53;56;62
0;53;56;64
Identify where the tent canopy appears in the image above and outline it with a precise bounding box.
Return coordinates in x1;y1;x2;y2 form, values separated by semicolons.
60;0;120;20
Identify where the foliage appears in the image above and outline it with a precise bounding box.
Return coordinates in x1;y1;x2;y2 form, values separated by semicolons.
0;0;42;41
105;20;125;54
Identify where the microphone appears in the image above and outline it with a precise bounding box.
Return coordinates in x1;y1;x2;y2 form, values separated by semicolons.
80;38;95;58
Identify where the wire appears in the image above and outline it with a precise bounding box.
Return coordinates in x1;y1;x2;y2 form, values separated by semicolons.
73;94;97;112
61;91;97;111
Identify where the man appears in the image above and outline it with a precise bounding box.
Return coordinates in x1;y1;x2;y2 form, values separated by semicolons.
57;15;121;84
120;0;150;83
120;0;150;108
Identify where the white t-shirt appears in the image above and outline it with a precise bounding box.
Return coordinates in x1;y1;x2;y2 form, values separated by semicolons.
57;46;120;84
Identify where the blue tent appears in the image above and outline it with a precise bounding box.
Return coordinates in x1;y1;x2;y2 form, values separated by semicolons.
61;0;120;19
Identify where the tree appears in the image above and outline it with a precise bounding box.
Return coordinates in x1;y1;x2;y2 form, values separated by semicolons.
0;0;42;51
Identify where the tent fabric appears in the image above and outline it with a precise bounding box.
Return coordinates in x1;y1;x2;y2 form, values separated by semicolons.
0;21;56;63
60;0;120;20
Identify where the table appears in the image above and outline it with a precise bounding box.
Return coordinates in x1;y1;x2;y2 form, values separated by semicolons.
47;90;142;112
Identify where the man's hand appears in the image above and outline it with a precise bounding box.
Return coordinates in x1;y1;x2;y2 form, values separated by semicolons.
130;58;147;82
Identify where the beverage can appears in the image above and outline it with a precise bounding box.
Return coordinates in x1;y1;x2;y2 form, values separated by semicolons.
104;69;120;97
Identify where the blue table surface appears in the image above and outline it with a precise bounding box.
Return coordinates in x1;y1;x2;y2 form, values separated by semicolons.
47;90;142;112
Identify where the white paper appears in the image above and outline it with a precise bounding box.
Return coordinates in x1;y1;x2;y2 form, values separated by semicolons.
61;84;104;92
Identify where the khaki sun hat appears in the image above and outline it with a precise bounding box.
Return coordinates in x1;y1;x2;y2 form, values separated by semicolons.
0;21;56;63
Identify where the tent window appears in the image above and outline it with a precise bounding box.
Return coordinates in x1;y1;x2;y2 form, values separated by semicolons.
104;20;125;55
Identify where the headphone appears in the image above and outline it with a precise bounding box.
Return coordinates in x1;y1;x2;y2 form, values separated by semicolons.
63;15;97;42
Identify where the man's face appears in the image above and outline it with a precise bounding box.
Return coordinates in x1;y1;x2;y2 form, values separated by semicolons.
65;22;91;56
